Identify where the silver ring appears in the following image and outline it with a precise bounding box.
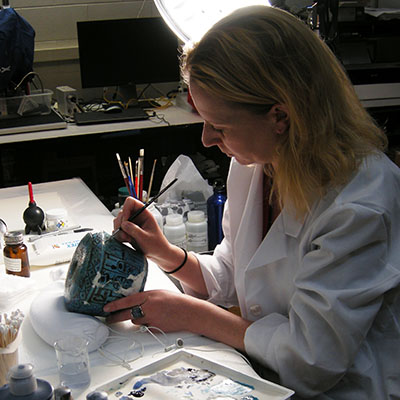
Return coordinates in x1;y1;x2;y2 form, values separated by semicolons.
130;305;145;320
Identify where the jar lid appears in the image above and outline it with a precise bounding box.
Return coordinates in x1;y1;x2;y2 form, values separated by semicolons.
54;386;72;400
187;210;205;222
45;208;67;219
86;391;109;400
9;363;34;380
4;232;24;245
118;186;129;196
166;214;183;226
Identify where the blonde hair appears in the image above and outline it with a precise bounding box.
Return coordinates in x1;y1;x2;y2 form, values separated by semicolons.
181;6;387;217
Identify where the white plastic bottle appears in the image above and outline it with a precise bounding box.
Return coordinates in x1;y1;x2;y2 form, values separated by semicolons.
147;203;163;230
185;210;208;253
163;214;187;249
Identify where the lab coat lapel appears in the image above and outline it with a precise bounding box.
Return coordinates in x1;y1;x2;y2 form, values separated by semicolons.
246;202;304;272
231;164;264;269
228;160;304;272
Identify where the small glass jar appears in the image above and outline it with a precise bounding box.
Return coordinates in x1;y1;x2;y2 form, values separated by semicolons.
3;232;30;277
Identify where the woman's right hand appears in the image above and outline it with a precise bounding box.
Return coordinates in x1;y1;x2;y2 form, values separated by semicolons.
113;196;172;261
114;197;209;300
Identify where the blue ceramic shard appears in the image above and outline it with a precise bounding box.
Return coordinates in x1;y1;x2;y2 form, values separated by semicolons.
64;231;147;317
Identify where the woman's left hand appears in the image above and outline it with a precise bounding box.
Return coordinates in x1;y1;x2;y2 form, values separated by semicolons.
104;289;252;352
104;289;198;332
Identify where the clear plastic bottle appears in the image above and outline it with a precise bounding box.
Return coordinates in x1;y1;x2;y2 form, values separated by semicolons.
111;202;121;217
3;232;31;277
186;210;208;253
163;214;186;249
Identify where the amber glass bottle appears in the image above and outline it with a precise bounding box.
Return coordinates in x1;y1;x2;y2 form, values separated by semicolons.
3;232;30;277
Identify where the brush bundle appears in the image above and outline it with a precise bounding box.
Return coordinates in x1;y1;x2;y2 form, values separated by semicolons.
0;309;24;386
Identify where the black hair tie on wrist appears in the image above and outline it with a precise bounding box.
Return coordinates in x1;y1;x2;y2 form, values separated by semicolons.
164;248;188;275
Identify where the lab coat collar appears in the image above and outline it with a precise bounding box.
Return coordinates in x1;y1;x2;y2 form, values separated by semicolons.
232;163;264;269
247;206;303;271
229;160;304;271
281;203;304;238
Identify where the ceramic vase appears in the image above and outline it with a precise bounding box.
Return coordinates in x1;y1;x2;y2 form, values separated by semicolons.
64;231;147;317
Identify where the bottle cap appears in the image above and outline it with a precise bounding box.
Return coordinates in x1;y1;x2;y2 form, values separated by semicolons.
213;179;226;193
86;391;109;399
54;386;72;400
118;186;129;196
7;364;37;395
4;232;24;246
45;208;68;220
187;210;205;223
166;214;183;226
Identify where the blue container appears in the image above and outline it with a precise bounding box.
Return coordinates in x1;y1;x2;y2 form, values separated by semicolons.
207;181;227;251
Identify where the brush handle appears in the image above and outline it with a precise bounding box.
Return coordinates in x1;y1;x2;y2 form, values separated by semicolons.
127;178;178;222
111;178;177;238
28;182;34;204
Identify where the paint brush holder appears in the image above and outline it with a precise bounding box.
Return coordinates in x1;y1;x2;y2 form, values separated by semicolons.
64;231;147;317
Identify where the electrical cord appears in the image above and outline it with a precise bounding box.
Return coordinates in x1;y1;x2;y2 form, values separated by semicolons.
97;325;145;370
96;324;185;369
150;112;171;126
14;71;44;92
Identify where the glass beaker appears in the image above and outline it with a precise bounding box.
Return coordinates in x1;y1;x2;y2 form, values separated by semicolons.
54;335;90;390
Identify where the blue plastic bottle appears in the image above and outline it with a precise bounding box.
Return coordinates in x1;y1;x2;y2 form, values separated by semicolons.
207;180;227;251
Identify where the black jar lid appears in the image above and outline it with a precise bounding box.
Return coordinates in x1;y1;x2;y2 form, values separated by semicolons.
4;232;24;246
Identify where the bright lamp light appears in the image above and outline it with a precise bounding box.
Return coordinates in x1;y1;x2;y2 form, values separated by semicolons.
154;0;271;43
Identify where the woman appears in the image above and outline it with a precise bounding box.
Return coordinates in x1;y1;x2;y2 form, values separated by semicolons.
104;6;400;399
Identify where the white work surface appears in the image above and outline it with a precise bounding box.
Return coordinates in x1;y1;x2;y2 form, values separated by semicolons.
0;178;266;399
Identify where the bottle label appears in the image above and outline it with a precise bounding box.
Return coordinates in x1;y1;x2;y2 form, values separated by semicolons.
166;237;187;249
4;256;22;272
187;233;207;246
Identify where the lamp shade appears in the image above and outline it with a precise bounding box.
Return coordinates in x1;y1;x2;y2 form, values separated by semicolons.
154;0;271;43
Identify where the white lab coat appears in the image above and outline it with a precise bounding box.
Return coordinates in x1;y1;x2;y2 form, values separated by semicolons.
187;152;400;399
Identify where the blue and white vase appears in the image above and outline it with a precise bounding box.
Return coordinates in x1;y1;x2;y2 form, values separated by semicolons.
64;231;147;317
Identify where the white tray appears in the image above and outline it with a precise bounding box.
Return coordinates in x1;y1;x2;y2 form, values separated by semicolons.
94;349;294;399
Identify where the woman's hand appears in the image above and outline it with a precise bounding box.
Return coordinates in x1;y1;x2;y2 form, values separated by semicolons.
113;196;172;262
104;289;251;351
114;196;209;295
104;289;199;333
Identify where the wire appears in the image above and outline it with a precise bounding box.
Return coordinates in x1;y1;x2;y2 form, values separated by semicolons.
103;87;127;109
96;324;174;368
97;341;144;370
136;84;175;109
136;0;146;18
14;71;44;92
150;112;171;126
184;346;253;367
97;325;145;369
102;83;178;111
136;83;150;100
139;325;169;346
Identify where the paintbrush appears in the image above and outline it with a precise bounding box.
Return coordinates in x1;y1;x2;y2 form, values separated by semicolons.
111;178;177;238
116;153;132;196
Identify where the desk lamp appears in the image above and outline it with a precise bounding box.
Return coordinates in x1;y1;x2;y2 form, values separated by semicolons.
154;0;271;44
